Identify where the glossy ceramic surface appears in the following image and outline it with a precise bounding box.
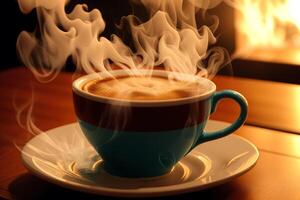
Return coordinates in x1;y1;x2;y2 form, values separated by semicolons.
73;70;248;177
21;120;259;197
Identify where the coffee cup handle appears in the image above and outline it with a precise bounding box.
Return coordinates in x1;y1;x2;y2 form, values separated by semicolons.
191;90;248;150
203;90;248;141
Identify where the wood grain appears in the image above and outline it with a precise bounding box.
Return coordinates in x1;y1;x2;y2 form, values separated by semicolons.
212;75;300;134
0;67;300;200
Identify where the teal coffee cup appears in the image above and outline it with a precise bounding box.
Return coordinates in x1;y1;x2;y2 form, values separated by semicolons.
72;70;248;178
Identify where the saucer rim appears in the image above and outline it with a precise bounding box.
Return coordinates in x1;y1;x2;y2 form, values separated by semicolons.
21;120;259;197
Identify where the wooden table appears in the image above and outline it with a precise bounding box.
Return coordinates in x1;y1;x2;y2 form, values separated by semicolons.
0;67;300;199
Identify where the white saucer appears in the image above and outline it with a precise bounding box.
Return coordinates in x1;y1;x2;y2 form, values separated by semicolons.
21;120;259;197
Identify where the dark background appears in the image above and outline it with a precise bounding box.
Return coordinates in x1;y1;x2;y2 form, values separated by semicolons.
1;0;234;71
2;0;24;70
4;1;299;83
2;0;134;71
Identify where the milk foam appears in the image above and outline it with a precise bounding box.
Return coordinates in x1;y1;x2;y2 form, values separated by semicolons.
83;76;209;101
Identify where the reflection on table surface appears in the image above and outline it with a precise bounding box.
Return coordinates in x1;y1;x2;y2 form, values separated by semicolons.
0;67;300;200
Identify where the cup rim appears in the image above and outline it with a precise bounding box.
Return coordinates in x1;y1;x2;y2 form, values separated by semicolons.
72;70;216;107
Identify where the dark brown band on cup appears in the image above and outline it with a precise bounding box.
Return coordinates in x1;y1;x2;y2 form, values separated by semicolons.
73;92;211;132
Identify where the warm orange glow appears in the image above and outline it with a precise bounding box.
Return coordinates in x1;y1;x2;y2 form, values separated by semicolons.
236;0;300;50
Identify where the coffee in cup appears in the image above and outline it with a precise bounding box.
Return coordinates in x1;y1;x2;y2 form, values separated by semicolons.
82;75;212;101
72;70;248;178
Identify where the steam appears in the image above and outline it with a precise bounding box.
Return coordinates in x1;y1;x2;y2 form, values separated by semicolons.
16;0;232;175
13;87;98;172
17;0;230;81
